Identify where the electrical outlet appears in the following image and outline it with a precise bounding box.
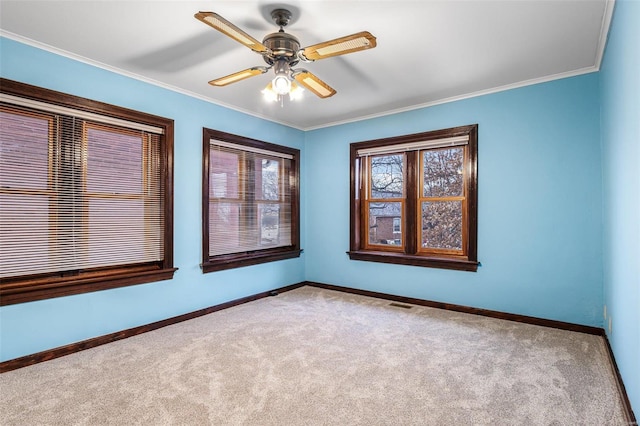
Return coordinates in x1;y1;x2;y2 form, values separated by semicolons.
604;304;607;320
608;316;612;334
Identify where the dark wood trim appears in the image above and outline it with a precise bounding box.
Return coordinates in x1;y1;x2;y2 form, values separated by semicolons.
0;267;178;306
347;250;479;272
162;117;175;270
0;78;173;130
201;128;212;266
466;124;479;262
201;248;303;273
405;151;418;254
202;128;300;158
289;145;301;250
304;281;602;335
0;282;306;373
350;124;477;151
349;144;361;251
602;334;638;425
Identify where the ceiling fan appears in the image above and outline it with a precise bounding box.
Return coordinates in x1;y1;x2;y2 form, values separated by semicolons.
195;8;377;100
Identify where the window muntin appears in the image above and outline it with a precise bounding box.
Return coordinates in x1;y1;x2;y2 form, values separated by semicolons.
202;129;301;273
0;78;175;305
349;125;478;272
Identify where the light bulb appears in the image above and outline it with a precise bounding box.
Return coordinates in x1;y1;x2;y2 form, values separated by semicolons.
272;75;291;95
289;82;304;101
261;85;278;102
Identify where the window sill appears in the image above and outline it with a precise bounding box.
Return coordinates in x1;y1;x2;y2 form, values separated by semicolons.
202;248;303;273
0;266;178;306
347;250;478;272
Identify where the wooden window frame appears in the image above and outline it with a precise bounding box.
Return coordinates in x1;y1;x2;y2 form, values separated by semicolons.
348;124;479;272
0;79;176;306
201;128;302;273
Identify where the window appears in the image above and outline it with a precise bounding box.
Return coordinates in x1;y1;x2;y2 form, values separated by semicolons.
349;124;478;271
0;79;175;305
393;217;401;234
202;129;301;272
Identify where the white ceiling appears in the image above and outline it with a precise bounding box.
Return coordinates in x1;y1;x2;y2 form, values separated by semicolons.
0;1;612;130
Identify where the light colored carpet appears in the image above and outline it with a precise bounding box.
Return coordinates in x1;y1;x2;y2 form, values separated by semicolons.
0;286;627;425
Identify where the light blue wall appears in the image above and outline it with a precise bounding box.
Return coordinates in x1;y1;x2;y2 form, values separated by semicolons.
305;73;603;327
0;37;306;361
600;0;640;414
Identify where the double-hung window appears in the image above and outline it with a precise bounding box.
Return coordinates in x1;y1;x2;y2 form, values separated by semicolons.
202;129;301;272
0;79;175;305
349;124;478;271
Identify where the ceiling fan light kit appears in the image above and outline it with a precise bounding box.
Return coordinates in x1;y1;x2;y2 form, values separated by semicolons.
271;59;292;95
195;8;377;104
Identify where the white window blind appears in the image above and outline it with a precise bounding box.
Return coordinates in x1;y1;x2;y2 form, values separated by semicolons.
0;93;164;135
0;103;164;279
208;142;292;256
210;139;294;160
356;135;469;157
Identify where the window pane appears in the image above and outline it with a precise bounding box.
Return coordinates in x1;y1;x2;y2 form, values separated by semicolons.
83;125;164;270
256;158;279;201
209;202;241;255
368;201;402;246
210;150;239;198
0;109;50;190
259;203;280;245
370;154;403;198
0;193;51;278
88;198;162;265
421;201;462;250
423;147;463;197
86;126;142;195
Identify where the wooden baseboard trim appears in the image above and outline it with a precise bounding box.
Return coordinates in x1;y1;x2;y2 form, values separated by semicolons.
0;282;305;373
304;281;603;335
602;334;638;425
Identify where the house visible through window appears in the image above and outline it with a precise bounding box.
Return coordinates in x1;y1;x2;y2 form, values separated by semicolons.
201;128;301;273
349;124;478;272
0;79;176;305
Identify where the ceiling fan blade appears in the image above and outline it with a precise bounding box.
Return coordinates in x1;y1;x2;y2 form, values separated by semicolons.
209;67;268;87
195;12;269;54
301;31;377;61
292;70;336;98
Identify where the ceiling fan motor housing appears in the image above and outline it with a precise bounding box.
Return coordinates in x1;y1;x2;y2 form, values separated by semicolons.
263;32;300;65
